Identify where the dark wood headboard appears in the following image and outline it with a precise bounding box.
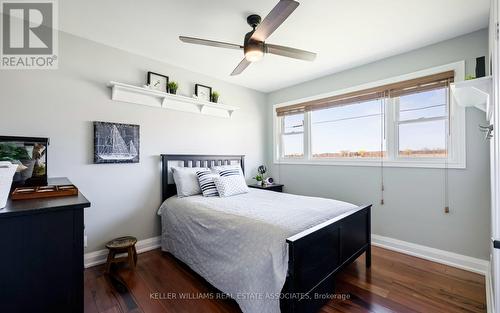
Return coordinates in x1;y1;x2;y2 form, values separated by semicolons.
161;154;245;201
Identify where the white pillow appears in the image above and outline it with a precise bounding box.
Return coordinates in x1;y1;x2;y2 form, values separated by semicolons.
213;175;249;197
211;164;244;177
171;167;208;197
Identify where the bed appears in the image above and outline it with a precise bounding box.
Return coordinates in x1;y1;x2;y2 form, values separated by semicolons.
159;154;371;313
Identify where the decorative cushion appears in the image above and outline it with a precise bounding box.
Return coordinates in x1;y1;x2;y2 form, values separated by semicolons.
171;167;207;197
213;175;249;197
211;164;244;177
196;170;219;197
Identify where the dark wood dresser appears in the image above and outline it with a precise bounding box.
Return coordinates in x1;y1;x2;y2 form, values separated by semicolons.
0;177;90;313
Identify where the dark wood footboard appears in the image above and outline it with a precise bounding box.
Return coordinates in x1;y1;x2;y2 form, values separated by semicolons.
281;205;371;313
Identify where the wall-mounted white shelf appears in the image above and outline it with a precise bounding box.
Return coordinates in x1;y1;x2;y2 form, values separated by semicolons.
451;76;492;121
108;81;239;118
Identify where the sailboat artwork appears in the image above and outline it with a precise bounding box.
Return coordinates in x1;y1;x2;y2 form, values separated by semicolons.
94;122;140;164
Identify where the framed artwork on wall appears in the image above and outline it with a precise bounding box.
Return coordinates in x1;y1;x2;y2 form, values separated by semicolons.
94;122;140;164
195;84;212;102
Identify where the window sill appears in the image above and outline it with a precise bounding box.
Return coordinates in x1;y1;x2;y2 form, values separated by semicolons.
274;159;465;169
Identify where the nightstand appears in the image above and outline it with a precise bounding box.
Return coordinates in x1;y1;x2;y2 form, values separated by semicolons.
248;183;284;192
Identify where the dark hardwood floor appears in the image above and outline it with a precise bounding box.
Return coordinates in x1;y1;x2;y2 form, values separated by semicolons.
84;246;486;313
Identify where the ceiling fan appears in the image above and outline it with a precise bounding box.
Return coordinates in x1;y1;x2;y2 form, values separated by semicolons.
179;0;317;76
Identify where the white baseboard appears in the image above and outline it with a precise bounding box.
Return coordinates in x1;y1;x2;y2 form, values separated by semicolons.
84;236;161;268
371;234;490;275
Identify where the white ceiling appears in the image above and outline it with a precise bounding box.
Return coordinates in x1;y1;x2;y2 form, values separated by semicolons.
60;0;490;92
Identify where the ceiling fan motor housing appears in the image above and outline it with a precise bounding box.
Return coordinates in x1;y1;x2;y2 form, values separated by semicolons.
244;14;264;60
247;14;262;29
244;31;264;61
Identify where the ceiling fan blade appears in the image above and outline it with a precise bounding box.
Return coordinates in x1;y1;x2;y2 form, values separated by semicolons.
179;36;243;50
251;0;300;42
231;58;251;76
265;44;317;61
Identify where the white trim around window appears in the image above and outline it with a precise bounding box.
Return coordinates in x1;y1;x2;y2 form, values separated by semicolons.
273;61;466;169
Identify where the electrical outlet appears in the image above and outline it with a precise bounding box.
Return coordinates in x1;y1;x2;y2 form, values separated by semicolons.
84;235;88;247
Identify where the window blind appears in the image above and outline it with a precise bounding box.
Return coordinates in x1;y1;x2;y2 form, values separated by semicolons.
275;70;455;117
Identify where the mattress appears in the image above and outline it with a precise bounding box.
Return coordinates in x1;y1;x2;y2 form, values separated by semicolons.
157;188;357;313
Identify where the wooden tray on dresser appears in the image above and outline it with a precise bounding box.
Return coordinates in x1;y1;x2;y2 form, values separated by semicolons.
11;185;79;200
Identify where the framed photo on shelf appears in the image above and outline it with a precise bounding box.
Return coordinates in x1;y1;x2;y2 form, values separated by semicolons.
147;72;169;92
195;84;212;102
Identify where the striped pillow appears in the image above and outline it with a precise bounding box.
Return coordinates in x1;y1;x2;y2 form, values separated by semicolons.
196;170;219;197
211;165;243;177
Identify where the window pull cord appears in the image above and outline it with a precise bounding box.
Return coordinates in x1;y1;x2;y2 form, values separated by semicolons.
380;93;386;205
444;80;451;213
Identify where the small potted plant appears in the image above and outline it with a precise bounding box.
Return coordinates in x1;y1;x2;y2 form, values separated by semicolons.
211;91;219;103
253;165;267;186
168;81;178;94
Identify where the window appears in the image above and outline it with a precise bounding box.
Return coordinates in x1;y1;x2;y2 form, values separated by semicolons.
396;88;448;158
311;99;385;158
274;63;466;168
281;113;304;158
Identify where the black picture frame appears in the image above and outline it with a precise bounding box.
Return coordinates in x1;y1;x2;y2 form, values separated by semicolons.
0;135;49;187
147;71;169;92
195;84;212;102
93;122;140;164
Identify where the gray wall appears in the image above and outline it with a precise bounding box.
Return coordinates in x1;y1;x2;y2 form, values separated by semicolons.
0;32;268;253
266;29;491;260
0;29;491;260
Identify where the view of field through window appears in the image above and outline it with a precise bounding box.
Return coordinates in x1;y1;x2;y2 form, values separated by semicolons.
281;87;448;159
398;88;447;158
311;99;385;158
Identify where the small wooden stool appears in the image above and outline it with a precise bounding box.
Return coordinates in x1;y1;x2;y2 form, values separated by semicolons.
104;236;138;273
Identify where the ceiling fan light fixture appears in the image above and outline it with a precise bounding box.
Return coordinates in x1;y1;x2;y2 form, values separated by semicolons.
245;49;263;62
244;41;264;62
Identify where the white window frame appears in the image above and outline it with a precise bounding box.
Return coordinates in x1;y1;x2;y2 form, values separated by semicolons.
273;61;466;169
280;114;305;159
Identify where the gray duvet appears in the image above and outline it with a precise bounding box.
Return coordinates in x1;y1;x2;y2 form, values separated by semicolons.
157;189;357;313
